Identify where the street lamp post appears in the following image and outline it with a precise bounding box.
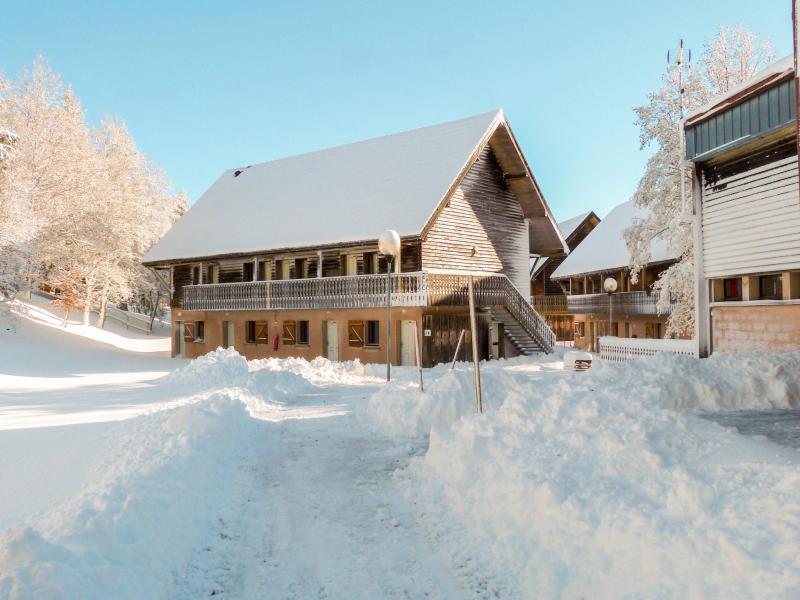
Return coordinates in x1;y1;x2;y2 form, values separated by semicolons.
378;230;401;382
603;276;618;338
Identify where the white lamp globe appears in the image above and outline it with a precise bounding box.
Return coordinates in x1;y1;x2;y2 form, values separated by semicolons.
603;277;618;293
378;229;401;257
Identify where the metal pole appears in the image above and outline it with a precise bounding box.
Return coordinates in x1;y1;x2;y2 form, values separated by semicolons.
451;329;466;369
386;256;392;382
414;321;423;392
609;293;613;336
467;276;482;414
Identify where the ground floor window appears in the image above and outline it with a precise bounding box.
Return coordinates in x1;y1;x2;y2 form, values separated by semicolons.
283;321;297;345
645;322;662;339
574;321;585;337
723;278;742;301
759;274;783;300
297;320;309;345
246;321;268;344
185;321;204;342
365;320;380;347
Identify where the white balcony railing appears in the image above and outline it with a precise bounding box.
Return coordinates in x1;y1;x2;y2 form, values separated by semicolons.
182;271;556;352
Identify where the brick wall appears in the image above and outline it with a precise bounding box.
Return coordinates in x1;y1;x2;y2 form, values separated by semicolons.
712;305;800;353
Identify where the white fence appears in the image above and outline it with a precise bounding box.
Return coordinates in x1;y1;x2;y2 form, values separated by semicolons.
598;336;695;362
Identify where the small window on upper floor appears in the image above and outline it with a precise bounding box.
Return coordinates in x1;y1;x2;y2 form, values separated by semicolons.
759;274;783;300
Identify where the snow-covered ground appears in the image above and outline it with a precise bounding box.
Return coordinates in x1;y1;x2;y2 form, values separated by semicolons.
1;300;799;598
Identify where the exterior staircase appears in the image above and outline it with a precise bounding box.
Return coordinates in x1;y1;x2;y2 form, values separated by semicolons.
490;306;549;355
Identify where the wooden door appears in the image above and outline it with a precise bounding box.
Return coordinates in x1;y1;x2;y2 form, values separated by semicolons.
400;320;416;366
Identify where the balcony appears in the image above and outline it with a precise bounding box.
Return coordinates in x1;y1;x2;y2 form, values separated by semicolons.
181;270;556;352
565;291;675;316
532;294;568;314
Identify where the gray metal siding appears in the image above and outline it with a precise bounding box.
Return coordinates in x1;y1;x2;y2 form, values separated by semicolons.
702;151;800;278
686;79;795;160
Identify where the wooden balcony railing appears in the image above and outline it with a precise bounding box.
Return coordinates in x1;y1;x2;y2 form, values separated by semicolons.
532;294;568;313
182;271;555;352
565;291;675;316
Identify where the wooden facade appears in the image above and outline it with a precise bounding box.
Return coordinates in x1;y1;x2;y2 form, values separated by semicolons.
530;212;600;342
554;264;676;351
145;112;566;365
421;147;530;295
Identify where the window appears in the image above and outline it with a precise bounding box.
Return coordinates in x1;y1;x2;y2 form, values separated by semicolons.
257;260;268;281
192;266;201;285
274;259;283;280
363;252;376;275
645;322;662;339
723;278;741;301
193;321;205;342
294;259;307;279
282;320;297;345
348;320;364;347
297;320;309;345
574;321;585;337
759;274;783;300
243;262;255;282
246;321;268;344
366;320;380;347
206;264;217;284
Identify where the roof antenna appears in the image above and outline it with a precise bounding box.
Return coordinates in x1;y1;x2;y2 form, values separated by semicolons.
669;39;693;219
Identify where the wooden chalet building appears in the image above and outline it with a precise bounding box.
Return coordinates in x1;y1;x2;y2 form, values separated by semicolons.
530;211;600;341
550;200;678;352
686;56;800;355
142;111;567;366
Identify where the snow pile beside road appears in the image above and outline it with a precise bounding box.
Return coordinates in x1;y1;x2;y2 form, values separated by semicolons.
0;394;261;599
366;364;524;437
250;355;377;386
387;353;800;598
593;351;800;411
164;346;250;389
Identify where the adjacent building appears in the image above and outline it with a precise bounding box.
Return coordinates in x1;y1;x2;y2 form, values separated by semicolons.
142;111;567;366
550;200;678;351
530;211;600;341
685;55;800;355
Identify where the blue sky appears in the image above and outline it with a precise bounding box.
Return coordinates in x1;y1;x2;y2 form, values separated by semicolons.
3;1;793;221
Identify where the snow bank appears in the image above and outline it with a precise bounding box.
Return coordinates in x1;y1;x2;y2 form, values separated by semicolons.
592;351;800;411
366;364;530;437
0;394;261;599
375;352;800;598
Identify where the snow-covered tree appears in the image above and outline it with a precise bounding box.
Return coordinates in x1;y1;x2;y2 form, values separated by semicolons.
625;26;775;337
0;56;187;330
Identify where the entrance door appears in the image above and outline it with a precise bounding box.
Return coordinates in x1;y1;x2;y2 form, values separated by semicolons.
325;320;339;361
223;321;234;349
177;322;185;357
400;320;417;366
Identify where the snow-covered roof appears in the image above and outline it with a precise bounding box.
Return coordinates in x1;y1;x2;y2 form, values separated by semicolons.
684;55;794;125
551;200;675;279
143;111;565;264
530;211;598;279
558;212;592;241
